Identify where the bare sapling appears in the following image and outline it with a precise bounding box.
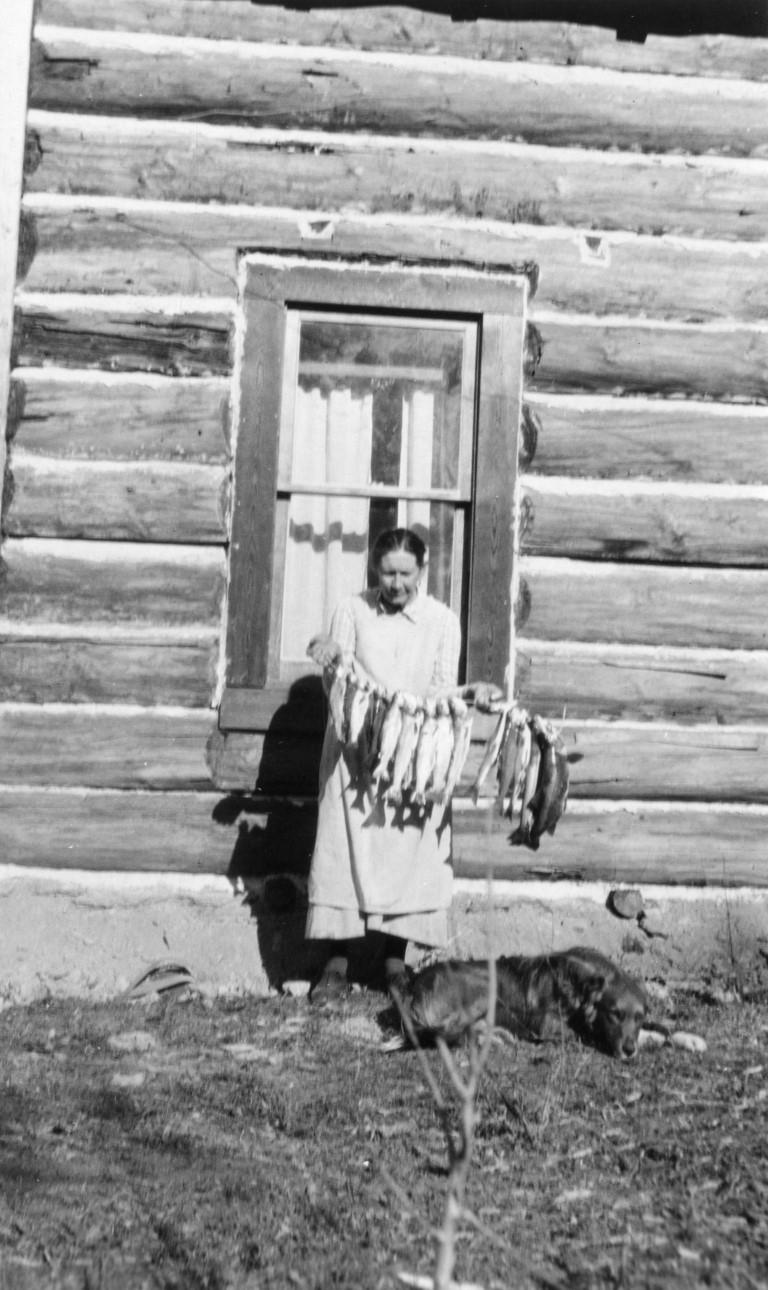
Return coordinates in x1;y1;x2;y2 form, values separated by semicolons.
393;954;497;1290
391;907;565;1290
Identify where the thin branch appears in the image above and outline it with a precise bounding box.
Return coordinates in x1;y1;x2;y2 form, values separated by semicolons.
392;983;449;1114
390;880;523;1290
436;1035;470;1102
432;942;498;1290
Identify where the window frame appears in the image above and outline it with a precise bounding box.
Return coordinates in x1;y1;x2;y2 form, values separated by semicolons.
219;254;527;732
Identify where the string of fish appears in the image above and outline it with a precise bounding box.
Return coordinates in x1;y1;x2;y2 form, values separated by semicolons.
327;659;570;844
470;705;570;851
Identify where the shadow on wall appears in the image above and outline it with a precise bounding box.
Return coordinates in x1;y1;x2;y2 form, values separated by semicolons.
213;676;326;990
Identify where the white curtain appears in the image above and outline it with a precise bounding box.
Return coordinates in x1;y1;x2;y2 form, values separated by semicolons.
398;387;434;540
281;385;373;661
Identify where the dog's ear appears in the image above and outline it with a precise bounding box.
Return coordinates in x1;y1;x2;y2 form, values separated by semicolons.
579;974;605;1025
558;959;606;1022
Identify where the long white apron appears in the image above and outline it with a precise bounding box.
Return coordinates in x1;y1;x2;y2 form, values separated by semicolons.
306;590;460;945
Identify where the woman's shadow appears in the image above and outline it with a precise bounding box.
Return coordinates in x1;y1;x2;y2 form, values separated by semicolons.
213;676;327;991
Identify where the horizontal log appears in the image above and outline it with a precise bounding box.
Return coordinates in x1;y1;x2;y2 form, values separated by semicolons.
524;395;768;483
5;453;229;543
0;631;217;705
515;640;768;725
36;2;768;81
213;718;768;804
18;199;240;298
0;705;216;787
14;293;233;376
452;800;768;886
516;556;768;650
0;786;239;871
86;294;739;409
9;369;230;462
529;313;768;400
28;27;768;155
3;785;766;885
0;537;226;625
21;197;768;323
0;786;322;874
519;480;768;567
557;722;768;804
25;113;768;243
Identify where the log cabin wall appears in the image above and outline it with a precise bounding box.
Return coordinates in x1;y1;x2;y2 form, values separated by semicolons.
4;0;768;893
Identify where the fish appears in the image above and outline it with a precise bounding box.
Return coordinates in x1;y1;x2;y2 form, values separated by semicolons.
342;669;362;746
496;709;531;819
363;685;389;770
346;677;372;748
385;694;424;804
514;734;542;849
425;698;455;803
349;683;383;812
411;699;440;810
435;696;473;807
327;661;350;743
470;704;512;804
370;693;406;787
529;716;570;847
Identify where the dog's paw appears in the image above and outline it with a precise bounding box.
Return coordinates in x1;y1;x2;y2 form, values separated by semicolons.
637;1027;668;1050
671;1030;707;1054
380;1034;408;1053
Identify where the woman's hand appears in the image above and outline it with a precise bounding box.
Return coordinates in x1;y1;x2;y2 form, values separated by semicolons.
307;634;342;670
465;681;506;712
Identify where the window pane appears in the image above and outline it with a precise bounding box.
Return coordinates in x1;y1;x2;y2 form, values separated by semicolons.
289;317;472;493
421;501;458;606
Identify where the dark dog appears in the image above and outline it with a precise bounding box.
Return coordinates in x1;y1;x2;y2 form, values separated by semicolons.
394;946;648;1060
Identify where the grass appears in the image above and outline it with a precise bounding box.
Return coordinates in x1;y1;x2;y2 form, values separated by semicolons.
0;986;767;1289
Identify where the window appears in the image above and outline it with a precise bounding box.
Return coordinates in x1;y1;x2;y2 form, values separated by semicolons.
219;256;527;732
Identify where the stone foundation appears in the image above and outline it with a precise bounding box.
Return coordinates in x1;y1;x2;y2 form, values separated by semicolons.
1;867;766;1004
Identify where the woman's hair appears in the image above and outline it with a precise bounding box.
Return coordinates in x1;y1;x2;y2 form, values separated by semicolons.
371;527;427;569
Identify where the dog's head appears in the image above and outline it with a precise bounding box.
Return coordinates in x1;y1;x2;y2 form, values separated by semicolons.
590;976;648;1059
559;950;648;1059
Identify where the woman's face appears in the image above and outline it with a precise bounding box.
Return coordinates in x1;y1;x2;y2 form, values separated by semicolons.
376;548;423;609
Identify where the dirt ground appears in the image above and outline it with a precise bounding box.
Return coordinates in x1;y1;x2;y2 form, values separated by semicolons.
1;979;767;1290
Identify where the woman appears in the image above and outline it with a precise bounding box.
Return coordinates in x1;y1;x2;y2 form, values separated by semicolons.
306;527;499;1004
